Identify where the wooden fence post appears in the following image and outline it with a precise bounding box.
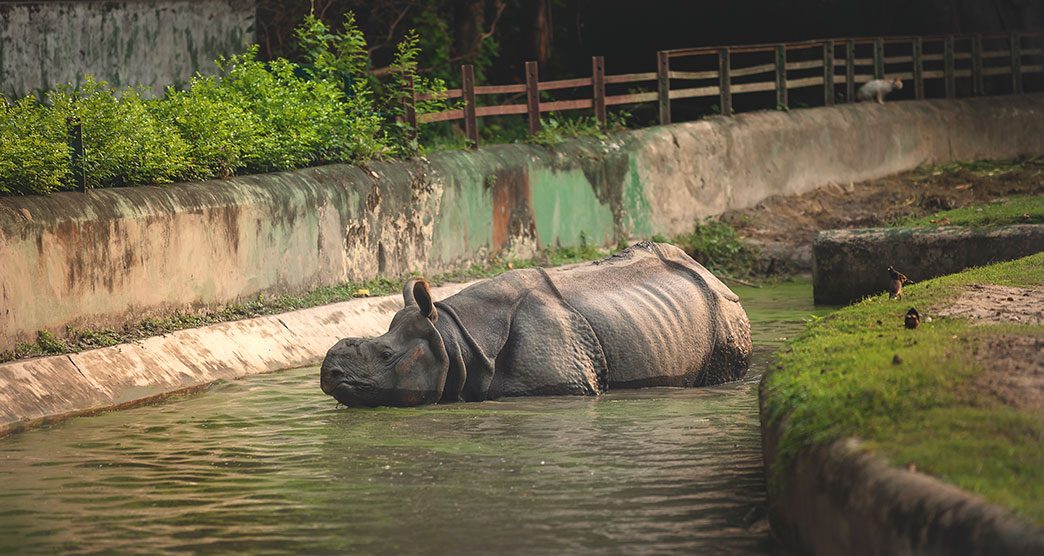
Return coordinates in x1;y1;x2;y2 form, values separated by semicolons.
775;44;788;109
913;37;924;100
718;47;731;116
873;37;884;79
1010;32;1022;94
944;35;955;98
657;51;670;125
525;61;541;134
971;34;984;96
403;75;418;130
592;56;607;126
461;64;478;148
823;40;835;106
67;118;86;192
845;40;855;102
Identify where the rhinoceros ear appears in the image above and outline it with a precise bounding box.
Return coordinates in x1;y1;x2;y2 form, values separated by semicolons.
404;279;438;323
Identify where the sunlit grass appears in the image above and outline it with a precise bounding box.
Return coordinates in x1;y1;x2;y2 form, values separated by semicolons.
897;194;1044;227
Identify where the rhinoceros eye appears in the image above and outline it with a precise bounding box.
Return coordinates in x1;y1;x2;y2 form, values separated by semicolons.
380;350;394;361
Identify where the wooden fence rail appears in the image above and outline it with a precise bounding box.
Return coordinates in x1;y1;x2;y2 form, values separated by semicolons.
408;31;1044;148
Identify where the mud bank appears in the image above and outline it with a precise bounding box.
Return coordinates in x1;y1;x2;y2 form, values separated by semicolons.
760;409;1044;556
761;255;1044;555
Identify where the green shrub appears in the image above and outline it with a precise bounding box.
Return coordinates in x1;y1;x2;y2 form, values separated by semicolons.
47;77;192;188
0;11;445;196
152;78;265;179
669;219;760;277
0;96;70;194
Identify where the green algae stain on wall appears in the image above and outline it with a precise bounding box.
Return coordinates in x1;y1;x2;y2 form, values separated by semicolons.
431;173;494;265
622;157;653;239
529;167;615;248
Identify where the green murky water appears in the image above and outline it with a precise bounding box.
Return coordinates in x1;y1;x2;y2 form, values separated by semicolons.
0;281;829;555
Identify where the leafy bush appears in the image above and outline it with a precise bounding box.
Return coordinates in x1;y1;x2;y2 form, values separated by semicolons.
0;97;70;194
667;219;761;277
152;77;264;179
47;77;192;188
0;9;470;196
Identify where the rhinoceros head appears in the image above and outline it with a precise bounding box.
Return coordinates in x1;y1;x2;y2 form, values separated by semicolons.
320;280;450;407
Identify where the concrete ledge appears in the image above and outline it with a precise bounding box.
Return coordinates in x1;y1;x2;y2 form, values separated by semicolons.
813;225;1044;305
759;381;1044;556
0;282;470;438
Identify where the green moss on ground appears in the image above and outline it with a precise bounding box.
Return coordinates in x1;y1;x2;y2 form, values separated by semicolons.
762;253;1044;524
0;243;605;364
897;194;1044;227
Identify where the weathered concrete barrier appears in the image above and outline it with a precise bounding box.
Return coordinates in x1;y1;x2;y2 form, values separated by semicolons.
3;94;1044;351
760;385;1044;556
813;224;1044;305
0;0;255;98
0;281;471;438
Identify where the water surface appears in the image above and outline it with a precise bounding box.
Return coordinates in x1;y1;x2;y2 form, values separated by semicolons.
0;280;828;555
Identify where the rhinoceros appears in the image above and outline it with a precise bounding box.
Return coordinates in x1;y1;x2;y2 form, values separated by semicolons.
319;241;752;407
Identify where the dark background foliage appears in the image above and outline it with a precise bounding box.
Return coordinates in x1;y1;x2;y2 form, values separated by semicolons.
257;0;1044;83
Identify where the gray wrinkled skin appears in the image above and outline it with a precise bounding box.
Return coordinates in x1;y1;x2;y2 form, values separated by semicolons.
320;242;752;407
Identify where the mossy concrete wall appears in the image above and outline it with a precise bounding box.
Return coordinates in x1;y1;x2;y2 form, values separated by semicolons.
0;0;255;97
2;94;1044;351
813;225;1044;305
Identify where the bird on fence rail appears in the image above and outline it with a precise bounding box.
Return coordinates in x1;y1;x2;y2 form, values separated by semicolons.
887;266;912;299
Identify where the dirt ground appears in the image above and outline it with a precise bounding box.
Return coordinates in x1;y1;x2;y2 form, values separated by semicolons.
932;284;1044;415
718;160;1044;273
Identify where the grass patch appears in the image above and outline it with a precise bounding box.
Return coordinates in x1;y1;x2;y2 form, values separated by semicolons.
897;194;1044;227
762;252;1044;524
0;242;606;364
657;219;761;278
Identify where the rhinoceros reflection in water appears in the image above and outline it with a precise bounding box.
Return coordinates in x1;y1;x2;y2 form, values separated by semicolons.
320;241;753;407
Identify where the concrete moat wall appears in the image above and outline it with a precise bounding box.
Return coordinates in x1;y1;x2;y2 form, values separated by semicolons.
813;225;1044;305
0;0;255;97
2;93;1044;351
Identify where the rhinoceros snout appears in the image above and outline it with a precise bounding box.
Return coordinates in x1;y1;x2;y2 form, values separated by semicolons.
320;338;360;395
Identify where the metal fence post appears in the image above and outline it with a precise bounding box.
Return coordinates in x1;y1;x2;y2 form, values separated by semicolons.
1010;32;1022;94
775;44;788;109
845;40;855;102
944;35;955;98
67;118;86;192
592;56;607;126
657;51;671;125
718;47;731;116
525;61;541;134
971;34;984;96
823;40;835;106
873;37;884;79
913;37;924;100
403;75;418;130
461;64;478;148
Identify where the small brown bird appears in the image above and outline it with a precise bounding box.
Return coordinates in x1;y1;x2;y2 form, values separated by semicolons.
905;308;920;329
887;266;912;299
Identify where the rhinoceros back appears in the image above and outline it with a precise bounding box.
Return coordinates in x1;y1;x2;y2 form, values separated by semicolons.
546;241;751;387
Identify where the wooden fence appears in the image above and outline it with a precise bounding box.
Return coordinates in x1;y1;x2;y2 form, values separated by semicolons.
405;31;1044;148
